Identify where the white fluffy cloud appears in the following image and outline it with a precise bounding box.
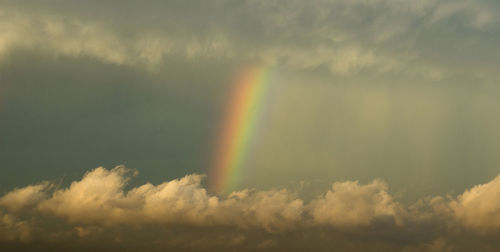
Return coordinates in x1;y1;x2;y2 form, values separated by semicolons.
451;174;500;230
0;183;50;212
2;166;500;250
0;166;399;233
3;166;500;232
0;166;402;231
30;166;303;231
309;179;399;227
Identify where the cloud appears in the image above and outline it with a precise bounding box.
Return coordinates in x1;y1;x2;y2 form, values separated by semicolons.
37;166;137;225
2;166;390;232
1;1;500;250
27;166;303;231
308;179;399;227
4;166;399;231
2;166;500;250
451;174;500;230
0;182;50;212
0;211;33;242
1;0;499;78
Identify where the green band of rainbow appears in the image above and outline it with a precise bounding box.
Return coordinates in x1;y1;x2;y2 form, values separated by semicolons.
209;66;270;193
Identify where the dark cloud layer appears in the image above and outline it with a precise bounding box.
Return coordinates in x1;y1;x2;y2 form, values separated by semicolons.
1;0;500;77
0;50;232;192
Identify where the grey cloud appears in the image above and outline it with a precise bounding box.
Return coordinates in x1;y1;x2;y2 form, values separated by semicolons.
1;0;499;78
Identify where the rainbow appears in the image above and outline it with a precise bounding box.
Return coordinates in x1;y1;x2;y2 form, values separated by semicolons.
209;65;271;194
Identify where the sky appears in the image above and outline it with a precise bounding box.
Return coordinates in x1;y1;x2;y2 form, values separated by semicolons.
1;0;500;251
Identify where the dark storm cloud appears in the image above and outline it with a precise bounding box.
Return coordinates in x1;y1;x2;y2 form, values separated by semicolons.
0;50;234;191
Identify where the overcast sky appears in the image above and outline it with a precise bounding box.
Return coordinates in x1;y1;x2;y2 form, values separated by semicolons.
1;0;500;251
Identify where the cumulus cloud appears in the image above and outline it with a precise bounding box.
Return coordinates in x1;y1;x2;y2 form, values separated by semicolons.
1;166;500;250
0;211;33;242
0;182;50;212
309;179;399;227
451;174;500;230
1;166;398;231
24;166;303;231
37;166;137;225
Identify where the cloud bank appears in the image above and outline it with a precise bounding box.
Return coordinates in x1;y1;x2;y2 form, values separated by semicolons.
1;0;499;80
2;166;500;251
